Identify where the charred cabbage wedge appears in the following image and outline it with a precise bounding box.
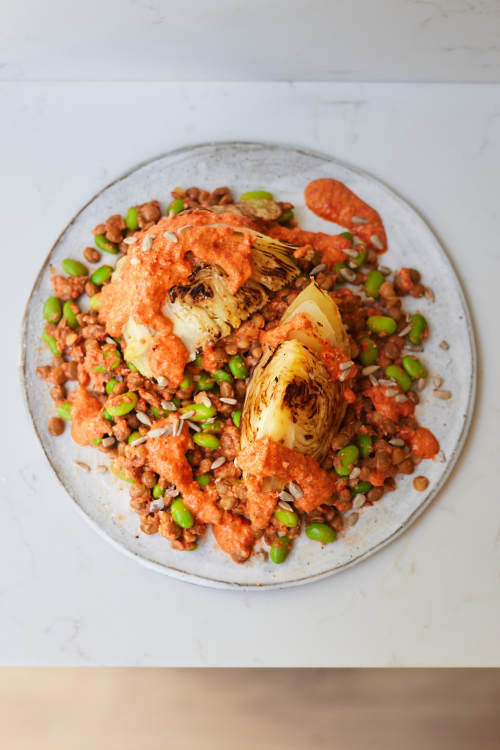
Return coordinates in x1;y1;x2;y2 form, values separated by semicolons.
240;282;350;461
122;230;299;374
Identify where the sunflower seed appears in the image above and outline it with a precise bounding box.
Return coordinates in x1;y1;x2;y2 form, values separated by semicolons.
161;400;176;411
352;215;369;225
340;267;356;282
339;360;354;371
136;411;152;426
389;438;405;447
123;236;136;245
339;368;352;382
352;494;366;510
278;499;293;512
148;427;170;439
395;394;408;403
385;388;399;397
436;450;446;463
398;324;412;337
175;420;184;436
142;234;153;251
177;225;192;235
344;512;359;528
101;436;115;447
288;481;303;499
432;375;443;388
129;436;147;447
74;461;90;472
343;247;359;258
200;395;212;408
434;389;452;400
379;265;392;275
417;378;427;391
219;397;237;405
150;498;164;512
379;378;396;386
352;236;364;247
278;490;295;504
180;410;196;420
254;549;268;562
404;343;424;353
439;340;450;350
362;365;380;375
204;417;216;424
424;287;435;303
349;467;361;480
95;465;108;474
157;376;168;388
310;263;327;276
163;231;178;243
187;421;201;432
348;261;359;269
211;456;226;470
106;336;116;345
369;374;379;387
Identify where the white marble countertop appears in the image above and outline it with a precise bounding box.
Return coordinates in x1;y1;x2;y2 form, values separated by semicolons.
2;82;498;666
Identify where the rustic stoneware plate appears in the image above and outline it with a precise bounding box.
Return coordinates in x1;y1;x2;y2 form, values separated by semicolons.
21;142;476;589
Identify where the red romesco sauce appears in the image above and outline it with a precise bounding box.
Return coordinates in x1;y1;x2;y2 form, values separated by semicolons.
365;385;414;422
401;426;440;459
259;313;314;350
238;437;337;527
269;225;351;266
305;178;387;252
70;386;109;446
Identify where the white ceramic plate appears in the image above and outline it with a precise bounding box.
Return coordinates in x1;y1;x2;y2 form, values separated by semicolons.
21;142;476;589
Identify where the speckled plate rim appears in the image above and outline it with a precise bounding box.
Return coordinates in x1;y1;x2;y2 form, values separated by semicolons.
20;140;477;590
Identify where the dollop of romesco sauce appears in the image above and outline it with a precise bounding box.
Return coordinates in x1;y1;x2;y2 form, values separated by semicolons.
401;426;440;459
98;210;259;387
238;437;337;528
70;386;109;446
259;313;314;350
305;178;387;252
269;225;351;266
365;386;414;422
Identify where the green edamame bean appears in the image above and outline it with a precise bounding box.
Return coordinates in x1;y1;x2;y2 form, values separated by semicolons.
103;409;113;422
367;315;398;336
180;371;193;389
385;365;412;393
128;430;142;444
365;270;385;298
43;297;62;324
356;434;373;458
270;536;291;564
358;338;379;366
90;265;113;286
278;210;294;225
232;410;242;428
94;347;121;372
274;508;299;528
193;354;203;367
62;258;88;277
186;544;197;551
192;432;220;450
63;300;79;330
409;314;428;345
125;207;139;231
105;377;119;395
181;403;217;422
172;396;181;408
213;369;232;384
171;498;194;529
350;248;367;268
339;231;354;241
42;330;60;355
152;484;166;499
353;481;372;495
168;198;185;215
306;523;337;544
89;293;102;310
241;190;274;201
106;391;138;417
196;473;212;487
196;371;215;391
201;420;222;433
94;234;119;254
402;355;428;380
127;361;139;372
92;437;102;445
335;444;359;477
228;354;248;379
56;402;72;420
